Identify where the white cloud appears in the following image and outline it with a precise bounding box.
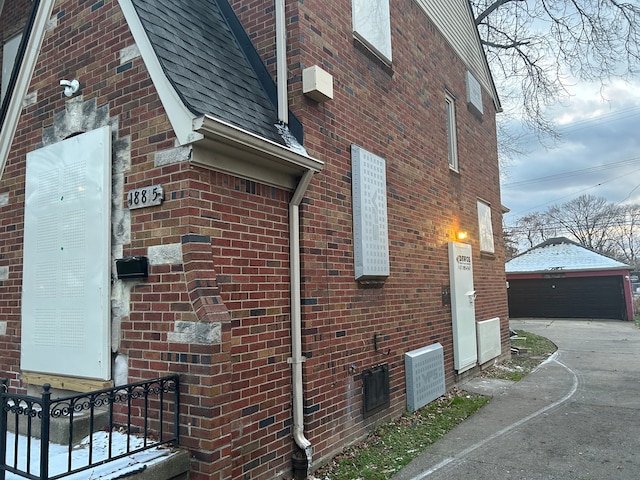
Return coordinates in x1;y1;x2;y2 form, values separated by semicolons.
501;78;640;222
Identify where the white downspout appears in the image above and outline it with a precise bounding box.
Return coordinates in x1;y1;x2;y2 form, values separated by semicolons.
289;169;314;472
276;0;313;470
275;0;288;124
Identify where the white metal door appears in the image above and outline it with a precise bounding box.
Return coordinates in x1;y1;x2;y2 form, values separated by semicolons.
448;242;477;372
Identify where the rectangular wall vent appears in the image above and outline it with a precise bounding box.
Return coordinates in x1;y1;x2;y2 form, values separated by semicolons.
362;364;390;418
477;317;501;364
405;343;445;412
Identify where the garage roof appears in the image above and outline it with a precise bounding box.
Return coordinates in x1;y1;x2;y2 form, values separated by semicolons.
506;237;629;274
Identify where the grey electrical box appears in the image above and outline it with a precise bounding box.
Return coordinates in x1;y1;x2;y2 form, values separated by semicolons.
405;343;445;412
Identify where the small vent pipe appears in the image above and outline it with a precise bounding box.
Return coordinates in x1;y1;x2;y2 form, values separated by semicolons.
275;0;288;124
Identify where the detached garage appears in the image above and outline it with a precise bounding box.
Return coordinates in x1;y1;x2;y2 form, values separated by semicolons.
506;237;634;321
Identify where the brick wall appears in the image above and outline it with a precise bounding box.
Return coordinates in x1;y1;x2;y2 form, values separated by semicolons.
0;1;508;479
231;0;508;470
0;0;34;390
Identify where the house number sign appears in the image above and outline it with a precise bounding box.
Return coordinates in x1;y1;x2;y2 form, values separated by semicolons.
127;185;164;209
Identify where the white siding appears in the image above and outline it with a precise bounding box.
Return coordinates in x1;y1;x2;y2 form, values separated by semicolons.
415;0;496;105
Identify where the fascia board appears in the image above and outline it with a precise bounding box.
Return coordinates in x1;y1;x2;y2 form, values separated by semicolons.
0;0;56;179
506;266;630;276
118;0;203;146
192;115;323;190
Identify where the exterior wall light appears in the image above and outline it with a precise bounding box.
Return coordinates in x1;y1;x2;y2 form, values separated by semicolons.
60;79;80;97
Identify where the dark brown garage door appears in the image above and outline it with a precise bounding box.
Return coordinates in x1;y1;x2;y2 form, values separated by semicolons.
508;276;627;320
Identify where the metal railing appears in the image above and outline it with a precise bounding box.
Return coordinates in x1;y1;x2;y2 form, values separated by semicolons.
0;375;179;480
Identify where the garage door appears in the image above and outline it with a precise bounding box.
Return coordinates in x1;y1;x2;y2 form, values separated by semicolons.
508;276;627;320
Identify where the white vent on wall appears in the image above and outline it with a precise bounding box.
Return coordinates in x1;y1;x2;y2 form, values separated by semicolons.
477;317;501;364
405;343;445;412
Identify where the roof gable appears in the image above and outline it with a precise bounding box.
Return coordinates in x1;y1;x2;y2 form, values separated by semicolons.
120;0;321;189
506;237;629;273
129;0;301;146
414;0;500;110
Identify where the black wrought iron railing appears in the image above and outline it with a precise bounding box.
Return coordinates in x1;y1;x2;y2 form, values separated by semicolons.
0;375;179;480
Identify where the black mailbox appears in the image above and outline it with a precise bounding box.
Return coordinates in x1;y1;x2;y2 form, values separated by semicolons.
115;256;149;279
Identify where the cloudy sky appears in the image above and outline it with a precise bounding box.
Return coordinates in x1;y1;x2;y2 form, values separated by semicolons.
499;78;640;228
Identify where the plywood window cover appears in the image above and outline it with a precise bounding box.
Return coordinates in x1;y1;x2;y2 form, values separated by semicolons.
352;0;392;63
21;126;111;381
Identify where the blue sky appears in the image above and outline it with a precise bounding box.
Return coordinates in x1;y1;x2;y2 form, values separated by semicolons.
500;79;640;227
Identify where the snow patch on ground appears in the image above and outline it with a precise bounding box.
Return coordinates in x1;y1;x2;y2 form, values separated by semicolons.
4;430;175;479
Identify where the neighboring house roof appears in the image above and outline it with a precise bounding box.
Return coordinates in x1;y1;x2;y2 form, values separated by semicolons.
506;237;629;274
129;0;301;147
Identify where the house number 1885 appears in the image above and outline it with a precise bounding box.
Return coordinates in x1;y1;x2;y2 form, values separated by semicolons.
127;185;164;209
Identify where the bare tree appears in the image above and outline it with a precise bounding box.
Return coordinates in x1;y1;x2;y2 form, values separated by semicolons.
471;1;640;149
546;194;621;252
511;211;556;249
503;222;520;260
506;195;640;260
610;204;640;269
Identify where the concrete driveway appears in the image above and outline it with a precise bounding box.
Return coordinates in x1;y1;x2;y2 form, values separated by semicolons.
392;318;640;480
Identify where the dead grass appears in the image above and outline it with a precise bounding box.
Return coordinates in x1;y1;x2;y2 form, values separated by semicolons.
311;389;488;480
299;329;555;480
480;329;557;381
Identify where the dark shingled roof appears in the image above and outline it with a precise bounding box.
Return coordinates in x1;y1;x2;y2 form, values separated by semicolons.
131;0;302;146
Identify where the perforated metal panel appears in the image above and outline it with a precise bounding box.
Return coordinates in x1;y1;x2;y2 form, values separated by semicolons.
351;144;390;280
405;343;445;412
22;126;111;380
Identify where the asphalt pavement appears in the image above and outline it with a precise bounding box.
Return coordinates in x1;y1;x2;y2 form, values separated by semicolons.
391;318;640;480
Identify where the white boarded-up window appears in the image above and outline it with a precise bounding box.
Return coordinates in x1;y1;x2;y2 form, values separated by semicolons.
352;144;390;280
477;200;495;254
352;0;392;63
466;71;483;115
22;126;111;380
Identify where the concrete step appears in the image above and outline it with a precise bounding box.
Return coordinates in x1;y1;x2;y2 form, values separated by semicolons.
126;448;190;480
7;406;110;445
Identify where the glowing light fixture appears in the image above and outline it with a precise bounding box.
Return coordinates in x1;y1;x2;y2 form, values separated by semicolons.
457;231;468;241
